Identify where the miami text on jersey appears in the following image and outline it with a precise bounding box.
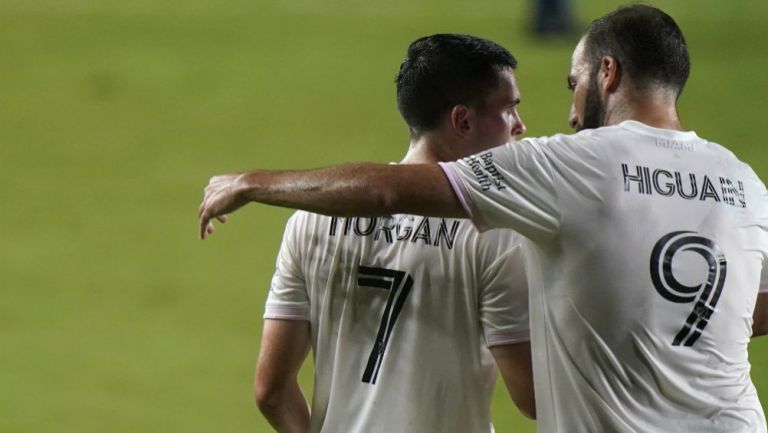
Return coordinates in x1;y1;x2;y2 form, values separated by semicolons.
621;163;746;207
328;216;462;249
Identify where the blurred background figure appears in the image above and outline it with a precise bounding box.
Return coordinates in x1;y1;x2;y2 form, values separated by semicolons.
532;0;574;37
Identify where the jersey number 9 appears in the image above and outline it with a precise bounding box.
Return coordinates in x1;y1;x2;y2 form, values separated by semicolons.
650;231;727;347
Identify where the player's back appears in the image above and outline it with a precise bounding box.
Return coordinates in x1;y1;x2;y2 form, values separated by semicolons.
531;121;768;432
265;211;528;433
440;119;768;432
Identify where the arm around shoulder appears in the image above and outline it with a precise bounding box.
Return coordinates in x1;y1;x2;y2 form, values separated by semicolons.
239;163;467;218
199;163;467;239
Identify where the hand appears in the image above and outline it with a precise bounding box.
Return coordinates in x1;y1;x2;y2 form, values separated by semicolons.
198;173;249;239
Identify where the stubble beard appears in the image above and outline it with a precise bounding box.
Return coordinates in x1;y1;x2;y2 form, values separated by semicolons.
578;71;605;131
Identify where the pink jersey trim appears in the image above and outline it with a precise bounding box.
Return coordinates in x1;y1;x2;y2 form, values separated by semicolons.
485;330;530;347
439;162;491;232
264;307;309;321
760;283;768;294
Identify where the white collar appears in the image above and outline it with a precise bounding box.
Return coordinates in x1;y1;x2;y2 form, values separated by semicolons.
617;120;702;142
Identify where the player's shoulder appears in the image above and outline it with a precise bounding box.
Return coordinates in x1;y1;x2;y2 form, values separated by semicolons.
509;127;612;168
514;125;619;154
686;134;765;183
709;141;762;177
470;228;529;273
283;210;335;236
287;210;333;224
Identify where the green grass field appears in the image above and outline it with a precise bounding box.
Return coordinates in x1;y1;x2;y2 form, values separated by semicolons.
1;1;767;432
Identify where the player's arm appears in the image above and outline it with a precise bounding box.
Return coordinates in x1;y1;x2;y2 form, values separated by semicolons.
254;319;312;433
753;292;768;337
198;163;465;239
491;342;536;419
480;241;535;419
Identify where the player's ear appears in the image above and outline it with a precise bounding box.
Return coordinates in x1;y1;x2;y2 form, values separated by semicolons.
450;105;473;138
599;55;621;93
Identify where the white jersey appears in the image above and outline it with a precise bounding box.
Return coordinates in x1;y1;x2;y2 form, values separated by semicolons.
264;211;529;433
441;120;768;433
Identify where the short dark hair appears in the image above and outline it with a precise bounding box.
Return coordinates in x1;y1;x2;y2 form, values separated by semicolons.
584;4;690;96
395;34;517;136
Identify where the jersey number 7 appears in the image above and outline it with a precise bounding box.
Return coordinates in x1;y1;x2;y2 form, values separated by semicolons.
650;231;727;347
357;265;414;384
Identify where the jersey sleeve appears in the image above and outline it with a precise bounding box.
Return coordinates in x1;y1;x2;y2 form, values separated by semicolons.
478;235;530;346
264;213;310;321
439;137;561;241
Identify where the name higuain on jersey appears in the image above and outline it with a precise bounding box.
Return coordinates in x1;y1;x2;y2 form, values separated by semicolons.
622;163;747;208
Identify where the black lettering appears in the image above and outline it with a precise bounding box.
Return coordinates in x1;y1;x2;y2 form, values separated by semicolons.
623;164;746;209
622;164;646;194
480;152;507;190
737;181;746;208
354;217;378;236
720;177;736;206
329;217;353;236
699;176;721;202
652;169;675;196
374;216;394;243
467;155;492;192
329;217;340;236
411;218;432;245
396;216;413;241
675;172;698;199
644;166;653;195
434;220;461;249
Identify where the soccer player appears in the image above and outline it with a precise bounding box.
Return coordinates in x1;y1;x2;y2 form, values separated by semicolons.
251;34;534;433
199;5;768;433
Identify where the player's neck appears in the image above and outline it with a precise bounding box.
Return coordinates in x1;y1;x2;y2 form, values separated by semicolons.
606;89;684;131
401;134;459;164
